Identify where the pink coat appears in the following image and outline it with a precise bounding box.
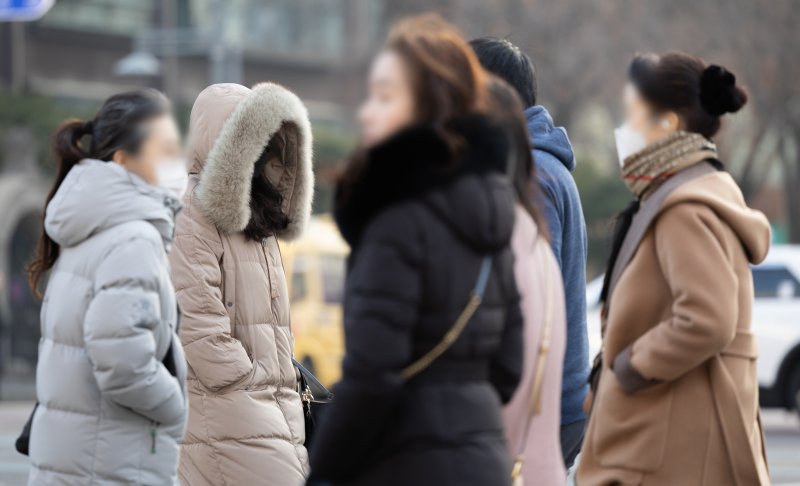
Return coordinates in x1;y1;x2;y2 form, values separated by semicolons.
503;206;568;485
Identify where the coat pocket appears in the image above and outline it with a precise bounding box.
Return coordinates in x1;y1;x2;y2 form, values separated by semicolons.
591;368;673;473
163;335;189;397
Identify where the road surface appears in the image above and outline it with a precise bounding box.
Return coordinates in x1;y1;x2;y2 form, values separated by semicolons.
0;401;798;485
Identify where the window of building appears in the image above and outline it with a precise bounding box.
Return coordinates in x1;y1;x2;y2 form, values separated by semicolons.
190;0;350;62
39;0;158;35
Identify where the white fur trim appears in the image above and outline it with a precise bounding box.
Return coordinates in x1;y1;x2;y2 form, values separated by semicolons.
196;82;314;240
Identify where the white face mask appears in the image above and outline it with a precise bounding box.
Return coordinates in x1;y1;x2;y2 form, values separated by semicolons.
614;123;647;169
155;159;189;201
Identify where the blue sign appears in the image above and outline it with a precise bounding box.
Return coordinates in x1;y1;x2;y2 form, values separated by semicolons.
0;0;54;21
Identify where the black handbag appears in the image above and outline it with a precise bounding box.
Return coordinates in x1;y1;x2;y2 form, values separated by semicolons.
15;402;38;456
293;358;333;449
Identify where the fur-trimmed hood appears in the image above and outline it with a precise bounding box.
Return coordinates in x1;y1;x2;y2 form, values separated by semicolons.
334;114;515;249
186;82;314;240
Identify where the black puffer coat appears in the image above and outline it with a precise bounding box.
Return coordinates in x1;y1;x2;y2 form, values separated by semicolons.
309;115;523;486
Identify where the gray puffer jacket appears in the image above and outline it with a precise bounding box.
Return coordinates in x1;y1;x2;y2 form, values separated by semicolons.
28;159;188;485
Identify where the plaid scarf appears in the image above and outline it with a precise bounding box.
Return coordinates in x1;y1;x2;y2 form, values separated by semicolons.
622;131;717;198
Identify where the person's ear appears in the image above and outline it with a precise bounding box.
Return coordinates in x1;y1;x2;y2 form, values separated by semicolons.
111;149;128;167
663;112;680;133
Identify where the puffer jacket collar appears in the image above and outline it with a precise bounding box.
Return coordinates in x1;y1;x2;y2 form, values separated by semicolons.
187;82;314;240
45;159;178;248
334;113;513;249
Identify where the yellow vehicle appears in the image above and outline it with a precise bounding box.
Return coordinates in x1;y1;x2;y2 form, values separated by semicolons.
282;215;348;387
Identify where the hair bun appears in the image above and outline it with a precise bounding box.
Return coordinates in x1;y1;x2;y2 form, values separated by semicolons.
700;65;747;116
82;120;94;135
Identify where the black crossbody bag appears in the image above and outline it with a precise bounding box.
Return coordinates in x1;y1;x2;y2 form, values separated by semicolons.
294;357;334;448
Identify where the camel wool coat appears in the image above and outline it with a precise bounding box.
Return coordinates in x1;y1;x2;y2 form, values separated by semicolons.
169;83;314;486
577;169;771;486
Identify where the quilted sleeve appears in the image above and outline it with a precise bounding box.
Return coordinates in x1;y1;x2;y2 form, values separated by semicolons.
84;236;185;425
169;203;258;392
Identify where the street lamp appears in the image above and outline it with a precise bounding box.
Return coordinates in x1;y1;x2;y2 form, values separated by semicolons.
113;0;240;86
114;50;161;77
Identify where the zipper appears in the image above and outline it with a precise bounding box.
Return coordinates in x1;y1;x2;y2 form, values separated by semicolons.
261;239;280;314
261;239;304;467
261;240;272;292
150;424;158;454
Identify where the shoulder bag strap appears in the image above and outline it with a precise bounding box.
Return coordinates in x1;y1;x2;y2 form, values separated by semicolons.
401;255;493;381
511;237;554;481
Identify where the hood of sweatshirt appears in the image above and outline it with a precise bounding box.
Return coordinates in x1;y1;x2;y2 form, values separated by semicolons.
525;105;576;172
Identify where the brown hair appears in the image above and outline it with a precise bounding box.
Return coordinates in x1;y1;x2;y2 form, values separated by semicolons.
28;89;170;297
386;14;488;126
629;52;748;139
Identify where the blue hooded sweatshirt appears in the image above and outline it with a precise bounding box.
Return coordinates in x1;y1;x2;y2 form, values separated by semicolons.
525;105;589;426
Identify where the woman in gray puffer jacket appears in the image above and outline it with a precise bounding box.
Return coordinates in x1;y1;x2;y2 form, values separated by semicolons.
27;89;189;485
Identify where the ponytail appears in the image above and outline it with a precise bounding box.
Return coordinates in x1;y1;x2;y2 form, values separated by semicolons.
27;89;170;297
51;118;93;192
27;119;94;297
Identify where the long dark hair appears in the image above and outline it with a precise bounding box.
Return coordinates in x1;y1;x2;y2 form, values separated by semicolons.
629;52;748;139
243;125;292;241
27;89;171;297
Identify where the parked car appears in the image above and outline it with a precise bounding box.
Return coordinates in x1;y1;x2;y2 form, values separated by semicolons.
750;245;800;414
281;215;348;387
586;244;800;416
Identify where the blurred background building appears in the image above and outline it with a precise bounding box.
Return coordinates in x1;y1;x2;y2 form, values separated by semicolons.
0;0;384;398
0;0;798;397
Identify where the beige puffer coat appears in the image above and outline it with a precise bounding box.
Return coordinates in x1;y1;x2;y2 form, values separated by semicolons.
169;83;314;486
